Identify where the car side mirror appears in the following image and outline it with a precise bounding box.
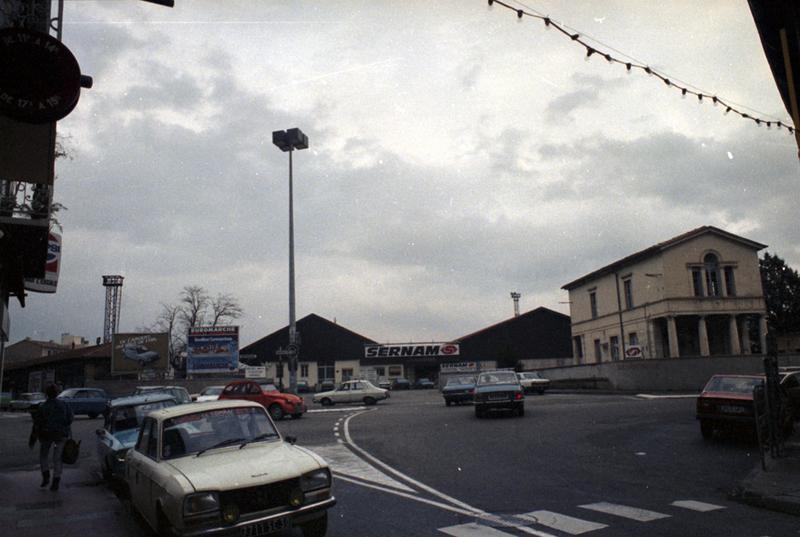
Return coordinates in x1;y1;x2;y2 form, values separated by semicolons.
285;435;297;445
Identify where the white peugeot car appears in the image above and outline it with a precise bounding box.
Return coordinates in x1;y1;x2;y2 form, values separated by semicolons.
312;380;389;406
125;400;335;537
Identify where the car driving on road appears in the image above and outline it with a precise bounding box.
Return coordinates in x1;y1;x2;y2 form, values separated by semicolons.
58;387;110;418
218;379;307;421
125;400;335;537
517;371;550;394
134;386;192;405
194;386;225;402
473;370;525;418
95;393;177;480
9;392;45;412
312;380;389;406
696;374;764;440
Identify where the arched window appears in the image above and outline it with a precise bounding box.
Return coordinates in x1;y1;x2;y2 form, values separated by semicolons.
704;253;721;297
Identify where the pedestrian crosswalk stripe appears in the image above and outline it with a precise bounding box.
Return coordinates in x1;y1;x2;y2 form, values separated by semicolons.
439;523;518;537
578;502;670;522
516;510;608;535
670;500;725;512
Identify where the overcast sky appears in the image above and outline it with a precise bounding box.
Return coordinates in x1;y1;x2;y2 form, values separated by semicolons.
9;0;799;347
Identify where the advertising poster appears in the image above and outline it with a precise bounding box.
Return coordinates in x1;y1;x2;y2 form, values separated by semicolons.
24;231;61;293
112;333;170;375
187;326;239;374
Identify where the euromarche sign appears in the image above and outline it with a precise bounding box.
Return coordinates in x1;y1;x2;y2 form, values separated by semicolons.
365;343;460;358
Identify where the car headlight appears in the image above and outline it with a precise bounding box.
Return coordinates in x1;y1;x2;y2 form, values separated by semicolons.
300;468;331;492
183;492;220;518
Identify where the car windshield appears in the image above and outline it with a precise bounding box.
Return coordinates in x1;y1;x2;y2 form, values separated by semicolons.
704;376;764;394
161;406;279;459
477;372;519;385
23;393;44;401
111;400;176;432
520;372;542;379
448;377;475;386
260;384;279;392
201;387;223;396
58;389;78;398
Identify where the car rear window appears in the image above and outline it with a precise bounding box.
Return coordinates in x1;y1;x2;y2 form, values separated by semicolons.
704;376;763;394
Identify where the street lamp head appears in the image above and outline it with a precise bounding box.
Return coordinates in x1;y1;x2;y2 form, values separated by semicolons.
272;128;309;152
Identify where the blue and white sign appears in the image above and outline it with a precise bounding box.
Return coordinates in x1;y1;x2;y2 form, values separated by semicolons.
187;326;239;374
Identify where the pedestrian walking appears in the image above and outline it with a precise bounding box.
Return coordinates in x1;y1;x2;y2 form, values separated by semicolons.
33;384;73;491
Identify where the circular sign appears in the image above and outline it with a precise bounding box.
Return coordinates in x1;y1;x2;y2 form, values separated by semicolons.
441;344;458;355
287;344;299;355
0;28;82;123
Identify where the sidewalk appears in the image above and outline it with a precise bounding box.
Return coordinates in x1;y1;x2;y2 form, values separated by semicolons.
735;434;800;516
0;463;141;536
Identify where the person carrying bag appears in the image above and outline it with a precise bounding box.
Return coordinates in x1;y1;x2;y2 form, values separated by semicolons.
34;384;74;491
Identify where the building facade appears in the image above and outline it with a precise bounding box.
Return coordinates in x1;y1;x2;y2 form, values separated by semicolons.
562;226;768;362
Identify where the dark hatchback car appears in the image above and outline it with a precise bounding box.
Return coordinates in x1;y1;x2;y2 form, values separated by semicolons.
696;374;763;439
58;387;110;418
391;378;411;390
442;376;475;406
413;378;436;390
473;370;524;418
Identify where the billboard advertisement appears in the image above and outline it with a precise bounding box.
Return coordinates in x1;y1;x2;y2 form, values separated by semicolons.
187;326;239;374
24;231;61;293
364;343;460;358
111;333;170;375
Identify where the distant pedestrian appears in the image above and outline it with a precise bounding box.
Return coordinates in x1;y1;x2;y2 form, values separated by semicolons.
33;384;73;491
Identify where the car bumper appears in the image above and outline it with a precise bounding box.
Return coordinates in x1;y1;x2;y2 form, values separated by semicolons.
475;400;523;410
443;393;473;403
176;496;336;537
696;413;754;424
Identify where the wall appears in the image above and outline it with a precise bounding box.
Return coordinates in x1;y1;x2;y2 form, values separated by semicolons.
540;354;800;392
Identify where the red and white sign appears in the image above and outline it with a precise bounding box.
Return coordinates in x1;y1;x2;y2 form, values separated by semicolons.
24;231;61;293
624;345;644;359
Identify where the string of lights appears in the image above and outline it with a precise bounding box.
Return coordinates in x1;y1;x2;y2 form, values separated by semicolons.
487;0;796;135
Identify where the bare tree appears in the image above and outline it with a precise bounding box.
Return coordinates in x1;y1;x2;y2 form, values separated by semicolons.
210;292;244;326
153;303;185;369
179;285;210;328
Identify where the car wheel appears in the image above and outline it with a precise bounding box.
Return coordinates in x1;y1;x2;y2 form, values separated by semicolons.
301;512;328;537
292;413;303;419
101;459;112;481
517;405;525;417
269;404;285;421
363;397;377;406
445;400;452;407
538;389;545;395
88;412;98;419
475;407;484;418
700;419;714;440
320;398;333;407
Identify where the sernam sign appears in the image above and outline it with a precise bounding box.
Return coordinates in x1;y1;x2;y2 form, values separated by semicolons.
365;343;459;358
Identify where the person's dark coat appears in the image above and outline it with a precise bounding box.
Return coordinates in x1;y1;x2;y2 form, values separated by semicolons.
34;398;73;443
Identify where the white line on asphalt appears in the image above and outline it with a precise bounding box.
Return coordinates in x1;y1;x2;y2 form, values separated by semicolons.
516;511;608;534
670;500;725;512
341;410;558;537
439;523;518;537
311;443;415;492
635;394;698;399
579;502;670;522
308;406;367;413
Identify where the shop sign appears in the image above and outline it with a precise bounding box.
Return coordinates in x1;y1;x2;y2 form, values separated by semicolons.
624;345;643;359
365;343;459;358
24;231;61;293
0;28;82;123
245;366;267;379
187;326;239;374
440;361;477;372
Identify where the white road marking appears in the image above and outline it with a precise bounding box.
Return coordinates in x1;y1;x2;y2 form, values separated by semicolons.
516;510;608;534
342;410;557;537
636;394;698;399
310;443;415;492
439;523;518;537
308;406;366;413
579;502;670;522
670;500;725;512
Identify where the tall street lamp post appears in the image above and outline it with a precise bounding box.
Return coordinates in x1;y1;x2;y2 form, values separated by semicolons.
272;128;308;393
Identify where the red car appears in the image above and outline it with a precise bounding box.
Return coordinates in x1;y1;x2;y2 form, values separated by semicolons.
696;374;763;440
218;380;306;421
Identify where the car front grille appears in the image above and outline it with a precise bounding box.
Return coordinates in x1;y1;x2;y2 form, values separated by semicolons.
219;478;299;516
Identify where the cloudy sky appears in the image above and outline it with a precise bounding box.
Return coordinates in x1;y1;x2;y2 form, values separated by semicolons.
9;0;799;348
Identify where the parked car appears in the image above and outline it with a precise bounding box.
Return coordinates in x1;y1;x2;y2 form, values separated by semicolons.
9;392;46;412
390;378;411;390
473;370;524;418
218;380;307;420
779;370;800;419
134;386;192;405
441;376;476;406
413;378;436;390
297;380;311;393
96;393;177;480
377;379;392;390
317;380;335;392
125;400;335;537
313;380;389;406
0;391;11;410
517;371;550;394
696;374;764;440
195;386;225;402
57;387;110;418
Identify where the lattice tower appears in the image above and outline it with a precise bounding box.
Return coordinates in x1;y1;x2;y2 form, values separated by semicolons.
102;275;124;343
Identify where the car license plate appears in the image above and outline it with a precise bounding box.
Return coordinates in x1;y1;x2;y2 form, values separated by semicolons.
240;517;289;537
488;394;508;401
719;405;746;414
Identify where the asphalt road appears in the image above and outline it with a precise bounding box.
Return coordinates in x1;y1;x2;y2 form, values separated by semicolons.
1;390;797;537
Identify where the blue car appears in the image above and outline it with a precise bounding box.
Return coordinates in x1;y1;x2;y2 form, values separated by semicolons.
442;376;476;406
95;394;177;480
57;387;110;418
